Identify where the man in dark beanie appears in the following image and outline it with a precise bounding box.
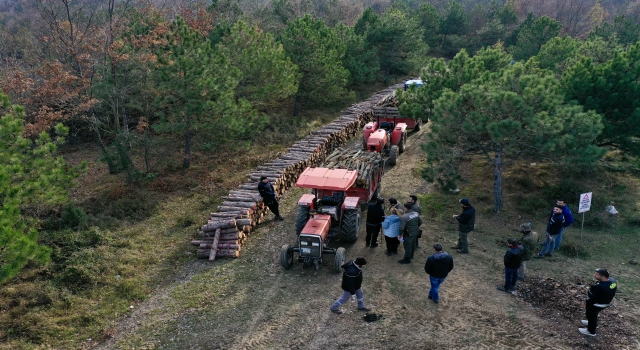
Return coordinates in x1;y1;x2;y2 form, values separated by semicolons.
365;198;385;248
398;202;422;264
424;243;454;303
257;176;284;221
579;269;617;336
498;238;524;293
330;257;371;314
452;198;475;253
517;223;538;280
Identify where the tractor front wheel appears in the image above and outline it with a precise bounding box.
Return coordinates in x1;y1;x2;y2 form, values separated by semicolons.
295;206;310;236
389;145;398;165
334;247;346;273
280;244;294;269
341;206;361;243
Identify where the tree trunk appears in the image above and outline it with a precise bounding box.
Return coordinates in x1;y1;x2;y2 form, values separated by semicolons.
493;148;504;212
293;96;301;117
184;115;192;169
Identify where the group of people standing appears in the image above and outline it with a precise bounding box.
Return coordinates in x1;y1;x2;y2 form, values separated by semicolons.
333;195;617;338
497;199;617;337
365;195;423;264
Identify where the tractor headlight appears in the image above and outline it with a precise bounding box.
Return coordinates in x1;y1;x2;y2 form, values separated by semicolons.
311;242;320;247
300;241;308;246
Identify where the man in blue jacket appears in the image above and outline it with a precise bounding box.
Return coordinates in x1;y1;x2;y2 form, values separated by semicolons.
424;243;454;303
535;206;565;258
553;198;574;251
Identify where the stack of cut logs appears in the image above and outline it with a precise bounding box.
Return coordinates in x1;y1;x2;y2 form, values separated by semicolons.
323;147;384;188
193;83;405;260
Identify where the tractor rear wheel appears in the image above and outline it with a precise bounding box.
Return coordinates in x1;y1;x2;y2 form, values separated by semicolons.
398;132;407;153
334;247;346;273
389;145;398;165
341;206;361;243
295;206;310;236
280;244;294;269
414;119;422;131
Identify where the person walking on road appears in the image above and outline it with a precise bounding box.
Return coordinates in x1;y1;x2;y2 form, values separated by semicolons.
398;203;422;264
365;198;385;248
258;176;284;221
424;243;454;304
579;269;617;336
517;223;539;280
452;198;475;253
535;206;565;258
382;207;402;256
498;238;525;293
330;257;371;314
553;198;574;251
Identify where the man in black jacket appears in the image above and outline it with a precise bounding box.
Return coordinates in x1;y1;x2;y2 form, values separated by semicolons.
497;238;524;293
366;198;385;247
258;176;283;221
535;205;565;258
579;269;617;336
330;257;371;314
452;198;475;253
424;243;454;303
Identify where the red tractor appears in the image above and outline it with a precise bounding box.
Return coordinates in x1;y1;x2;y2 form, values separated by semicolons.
363;108;408;165
280;165;383;272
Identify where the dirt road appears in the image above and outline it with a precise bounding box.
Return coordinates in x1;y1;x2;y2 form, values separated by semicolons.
97;128;635;350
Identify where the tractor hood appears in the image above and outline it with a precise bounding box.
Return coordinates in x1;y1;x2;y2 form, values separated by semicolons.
296;167;357;191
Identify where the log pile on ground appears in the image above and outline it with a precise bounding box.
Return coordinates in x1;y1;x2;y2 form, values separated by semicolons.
323;147;384;188
516;276;637;347
193;83;404;260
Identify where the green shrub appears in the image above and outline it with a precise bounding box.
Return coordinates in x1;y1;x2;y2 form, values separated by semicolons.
559;241;589;258
60;205;87;230
543;179;586;204
107;196;155;221
58;248;107;292
513;194;548;212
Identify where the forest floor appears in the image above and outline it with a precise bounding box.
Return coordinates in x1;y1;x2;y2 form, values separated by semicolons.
94;125;640;350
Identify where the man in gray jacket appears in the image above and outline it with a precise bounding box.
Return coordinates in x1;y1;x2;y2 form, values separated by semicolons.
451;198;475;254
398;202;423;264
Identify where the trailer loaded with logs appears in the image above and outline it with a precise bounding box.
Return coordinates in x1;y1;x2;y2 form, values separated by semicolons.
280;148;385;272
192;82;405;261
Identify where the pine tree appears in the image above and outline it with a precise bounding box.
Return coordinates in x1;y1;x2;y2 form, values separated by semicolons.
401;50;604;211
563;42;640;157
279;14;351;116
365;9;429;83
153;17;258;168
0;91;79;283
217;20;298;111
509;15;561;61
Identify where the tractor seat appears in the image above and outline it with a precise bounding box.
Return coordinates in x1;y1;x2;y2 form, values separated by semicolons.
380;121;393;131
321;196;341;206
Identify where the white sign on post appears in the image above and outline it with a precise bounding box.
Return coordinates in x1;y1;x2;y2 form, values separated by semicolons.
579;192;592;213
